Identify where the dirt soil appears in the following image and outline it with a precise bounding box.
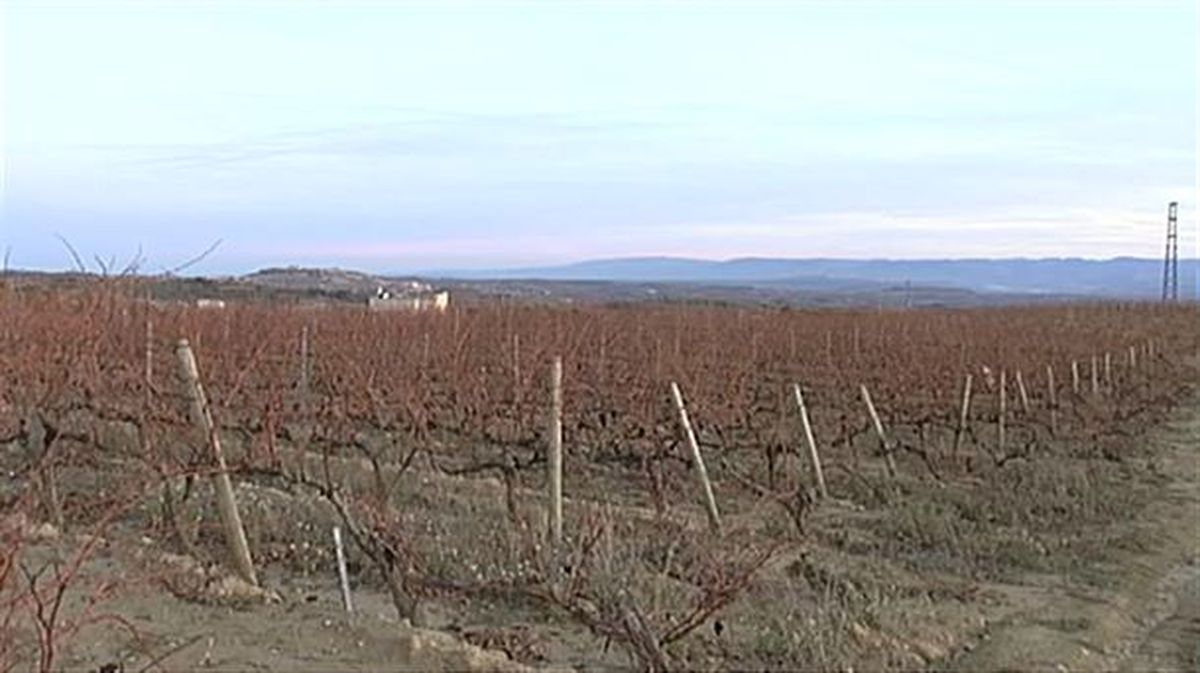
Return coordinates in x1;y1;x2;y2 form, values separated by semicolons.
938;391;1200;672
8;391;1200;672
11;535;541;672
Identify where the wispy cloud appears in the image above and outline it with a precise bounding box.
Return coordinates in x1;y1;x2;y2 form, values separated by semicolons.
3;2;1194;273
60;110;673;170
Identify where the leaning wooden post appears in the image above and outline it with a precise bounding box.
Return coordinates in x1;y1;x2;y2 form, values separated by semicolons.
791;384;828;499
1046;365;1058;436
952;374;973;462
1015;370;1030;415
1090;355;1099;396
997;370;1007;454
1071;360;1080;395
176;339;259;587
548;357;564;548
670;382;721;533
860;385;897;480
333;526;354;615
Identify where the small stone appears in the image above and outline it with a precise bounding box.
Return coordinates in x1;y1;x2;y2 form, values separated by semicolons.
28;522;60;542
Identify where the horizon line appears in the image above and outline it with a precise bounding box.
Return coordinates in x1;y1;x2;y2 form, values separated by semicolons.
9;254;1200;279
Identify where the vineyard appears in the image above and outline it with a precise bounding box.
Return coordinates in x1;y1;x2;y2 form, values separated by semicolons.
1;281;1198;671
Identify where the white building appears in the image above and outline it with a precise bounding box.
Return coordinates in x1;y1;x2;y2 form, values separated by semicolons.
368;287;449;312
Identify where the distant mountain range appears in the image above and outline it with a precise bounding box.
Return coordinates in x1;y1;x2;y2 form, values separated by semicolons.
427;257;1199;299
9;257;1194;308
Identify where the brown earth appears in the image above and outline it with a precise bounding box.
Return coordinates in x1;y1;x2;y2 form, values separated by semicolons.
6;383;1200;672
939;388;1200;672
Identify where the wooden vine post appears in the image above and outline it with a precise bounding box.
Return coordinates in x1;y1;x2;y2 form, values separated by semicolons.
176;339;259;587
1014;370;1030;415
512;334;521;399
670;382;722;533
952;374;973;462
548;357;564;548
791;384;828;499
333;526;354;615
1046;365;1058;436
1104;352;1112;392
144;319;154;395
860;385;897;480
1071;360;1080;395
295;326;313;482
997;370;1007;454
26;414;63;530
1090;355;1100;396
299;325;310;396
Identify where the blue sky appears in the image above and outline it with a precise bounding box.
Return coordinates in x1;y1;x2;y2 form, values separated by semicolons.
1;1;1196;275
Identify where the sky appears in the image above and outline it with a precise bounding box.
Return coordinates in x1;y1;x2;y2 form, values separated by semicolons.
1;0;1196;275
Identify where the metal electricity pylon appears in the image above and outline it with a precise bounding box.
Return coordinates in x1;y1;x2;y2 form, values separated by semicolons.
1161;201;1178;302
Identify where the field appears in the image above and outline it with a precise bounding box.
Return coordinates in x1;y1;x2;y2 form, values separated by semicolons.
1;281;1198;671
